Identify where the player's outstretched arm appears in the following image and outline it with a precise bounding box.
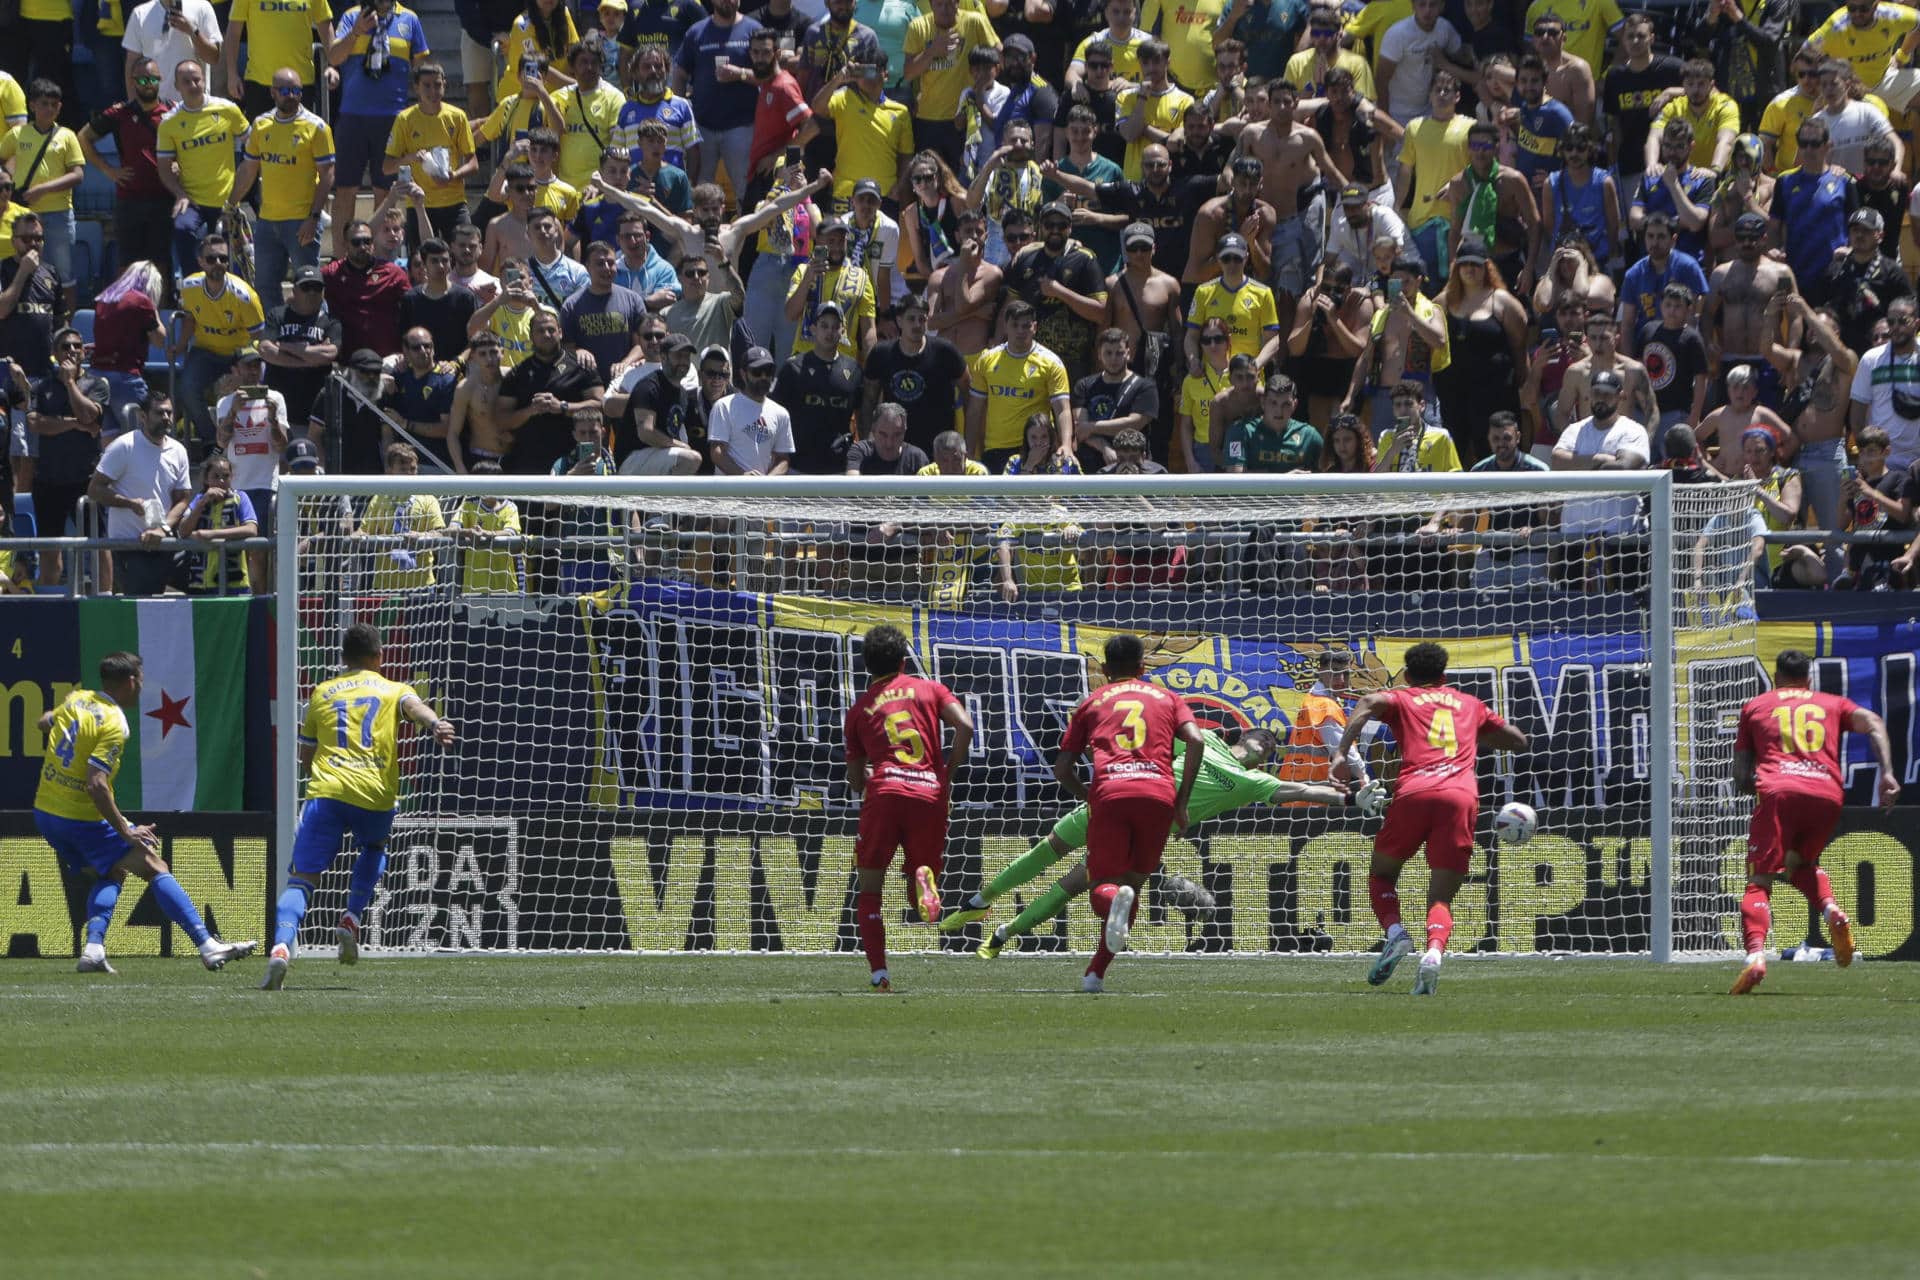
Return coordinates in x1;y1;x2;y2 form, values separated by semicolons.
399;695;456;747
1053;750;1089;804
940;700;975;778
1172;720;1206;834
1849;708;1901;808
1267;780;1349;808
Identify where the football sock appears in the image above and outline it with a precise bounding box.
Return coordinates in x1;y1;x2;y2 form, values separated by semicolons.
1425;901;1453;954
147;873;211;948
1786;865;1837;918
344;849;389;921
856;891;886;974
1003;881;1073;941
275;878;314;950
1368;875;1402;932
1740;883;1772;959
83;879;121;947
981;838;1068;904
1086;895;1137;981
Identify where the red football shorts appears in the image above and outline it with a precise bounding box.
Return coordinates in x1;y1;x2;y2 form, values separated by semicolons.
1086;794;1176;882
854;789;948;873
1746;789;1843;876
1374;789;1477;873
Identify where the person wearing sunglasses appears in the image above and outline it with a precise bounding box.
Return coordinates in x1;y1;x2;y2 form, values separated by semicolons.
121;0;222;106
1805;0;1918;95
325;0;431;256
77;58;176;294
173;231;268;454
322;216;412;357
1768;120;1858;295
222;0;329;118
26;326;110;587
1757;50;1828;175
234;66;338;298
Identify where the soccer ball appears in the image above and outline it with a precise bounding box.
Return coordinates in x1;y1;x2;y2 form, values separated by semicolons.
1494;802;1538;845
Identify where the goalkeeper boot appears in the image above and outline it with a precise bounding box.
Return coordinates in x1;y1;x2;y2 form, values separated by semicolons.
75;945;115;975
1161;874;1216;921
335;914;362;966
913;864;942;925
1081;973;1104;994
977;924;1010;960
201;938;257;971
940;894;992;934
1828;908;1856;969
1103;885;1136;956
1411;955;1441;996
1367;930;1413;987
1730;958;1767;996
260;944;291;991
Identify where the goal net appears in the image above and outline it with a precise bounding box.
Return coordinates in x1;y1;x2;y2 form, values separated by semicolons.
274;472;1765;959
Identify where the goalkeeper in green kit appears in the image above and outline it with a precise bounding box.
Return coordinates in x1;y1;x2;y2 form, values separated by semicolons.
942;727;1389;956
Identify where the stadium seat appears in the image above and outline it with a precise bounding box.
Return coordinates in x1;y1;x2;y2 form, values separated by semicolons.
73;221;106;297
72;309;95;347
144;311;182;392
13;493;35;527
76;158;117;217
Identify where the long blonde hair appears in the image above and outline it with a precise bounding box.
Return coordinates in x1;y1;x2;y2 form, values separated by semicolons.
97;259;164;307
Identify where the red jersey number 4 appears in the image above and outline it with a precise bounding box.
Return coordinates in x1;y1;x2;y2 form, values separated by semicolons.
1061;679;1196;804
1736;688;1860;800
1377;686;1503;798
845;675;960;798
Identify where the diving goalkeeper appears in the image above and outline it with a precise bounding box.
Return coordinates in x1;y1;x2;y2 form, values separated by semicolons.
941;727;1387;956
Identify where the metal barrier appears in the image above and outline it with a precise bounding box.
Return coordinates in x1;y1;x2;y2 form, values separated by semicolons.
0;534;274;597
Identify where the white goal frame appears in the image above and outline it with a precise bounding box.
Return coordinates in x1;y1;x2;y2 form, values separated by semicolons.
275;470;1694;960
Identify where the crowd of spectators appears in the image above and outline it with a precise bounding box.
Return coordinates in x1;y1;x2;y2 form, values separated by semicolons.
6;0;1920;598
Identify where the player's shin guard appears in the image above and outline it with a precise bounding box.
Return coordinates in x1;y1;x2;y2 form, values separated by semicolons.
1425;902;1452;956
1740;883;1772;958
856;891;887;975
83;879;121;947
1786;865;1836;917
147;873;212;947
275;878;314;950
344;849;388;922
1003;880;1074;942
1368;875;1402;933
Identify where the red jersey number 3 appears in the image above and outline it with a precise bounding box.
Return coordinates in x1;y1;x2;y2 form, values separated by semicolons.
1061;678;1196;804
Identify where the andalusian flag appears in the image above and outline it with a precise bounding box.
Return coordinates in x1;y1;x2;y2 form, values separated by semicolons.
76;598;250;811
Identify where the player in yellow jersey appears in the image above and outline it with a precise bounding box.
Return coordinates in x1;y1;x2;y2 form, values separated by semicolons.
1183;234;1282;368
34;653;258;974
264;623;457;990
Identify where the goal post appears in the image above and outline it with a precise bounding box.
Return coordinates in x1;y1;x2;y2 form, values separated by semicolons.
274;470;1760;960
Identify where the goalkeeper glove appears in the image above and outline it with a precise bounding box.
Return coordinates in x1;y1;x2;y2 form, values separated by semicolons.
1355;779;1388;818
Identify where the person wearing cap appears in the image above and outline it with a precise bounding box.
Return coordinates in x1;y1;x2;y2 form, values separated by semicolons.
902;0;1002;175
1185;233;1281;371
1106;218;1182;455
89;388;194;597
1343;253;1451;437
233;64;339;302
1769;118;1859;292
498;309;608;474
845;177;902;318
1706;207;1799;414
1325;179;1409;282
26;327;110;588
994;34;1059;152
1809;204;1912;352
214;345;290;590
607;332;704;474
1551;367;1652;581
786;215;879;360
813;53;914;210
965;117;1045;266
583;0;632;90
1185;157;1277;287
1002;198;1110;381
708;345;795;478
772;299;864;474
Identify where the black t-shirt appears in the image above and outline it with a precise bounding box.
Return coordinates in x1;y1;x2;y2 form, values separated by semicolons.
1636;320;1710;417
399;285;479;361
1810;252;1915;354
844;439;930;474
1848;461;1920;573
621;0;706;61
770;349;862;474
0;260;59;375
31;372;111;485
1001;0;1096;92
1072;370;1159;470
863;336;967;453
621;366;711;472
1602;56;1684;178
1004;241;1110;377
1054;82;1126;166
1170;133;1236;188
1094;176;1214;279
1860;178;1911;257
500;352;607;474
264;304;345;426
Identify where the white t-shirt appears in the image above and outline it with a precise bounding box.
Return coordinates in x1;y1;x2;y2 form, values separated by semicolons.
123;0;224;105
1555;414;1651;533
1849;341;1920;468
707;392;796;474
845;210;904;304
452;265;501;301
1325;202;1409;278
1379;17;1461;122
96;428;193;539
215;388;290;491
1814;101;1896;176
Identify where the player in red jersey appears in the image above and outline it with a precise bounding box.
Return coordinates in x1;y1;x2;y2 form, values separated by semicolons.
844;624;976;993
1335;641;1529;996
1729;649;1898;995
1054;634;1207;993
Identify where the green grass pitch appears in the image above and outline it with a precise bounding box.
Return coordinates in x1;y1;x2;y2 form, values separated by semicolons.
6;954;1920;1279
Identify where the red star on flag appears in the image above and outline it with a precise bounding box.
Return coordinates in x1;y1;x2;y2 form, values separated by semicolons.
147;690;193;737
